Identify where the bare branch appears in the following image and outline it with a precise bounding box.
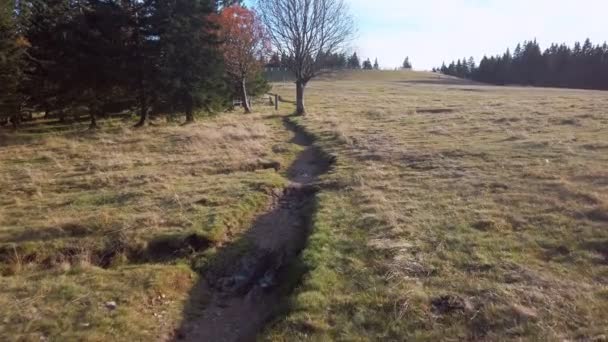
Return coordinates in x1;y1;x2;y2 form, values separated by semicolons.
257;0;354;82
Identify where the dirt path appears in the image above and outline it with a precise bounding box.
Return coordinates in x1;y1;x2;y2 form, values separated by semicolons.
174;118;331;342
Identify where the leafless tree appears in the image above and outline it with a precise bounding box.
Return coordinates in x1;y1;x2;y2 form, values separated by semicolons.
257;0;354;115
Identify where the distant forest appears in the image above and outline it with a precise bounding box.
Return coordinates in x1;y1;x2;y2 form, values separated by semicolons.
266;52;411;71
437;39;608;90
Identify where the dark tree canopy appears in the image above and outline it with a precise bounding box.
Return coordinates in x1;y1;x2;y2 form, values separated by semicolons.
0;0;27;126
1;0;247;128
347;52;361;69
438;38;608;90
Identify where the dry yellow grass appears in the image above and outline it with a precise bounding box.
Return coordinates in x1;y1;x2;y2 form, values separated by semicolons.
266;70;608;340
0;113;296;256
0;112;302;340
2;70;608;340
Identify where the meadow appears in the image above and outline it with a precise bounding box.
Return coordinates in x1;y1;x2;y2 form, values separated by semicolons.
266;71;608;340
1;70;607;341
0;112;301;340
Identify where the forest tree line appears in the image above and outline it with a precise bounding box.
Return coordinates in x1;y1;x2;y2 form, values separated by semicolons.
266;52;372;70
265;52;413;71
437;39;608;90
0;0;270;128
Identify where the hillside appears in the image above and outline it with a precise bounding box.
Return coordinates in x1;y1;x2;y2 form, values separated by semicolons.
266;70;608;340
1;70;607;341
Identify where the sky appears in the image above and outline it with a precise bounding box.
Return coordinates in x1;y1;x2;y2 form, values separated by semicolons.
248;0;608;70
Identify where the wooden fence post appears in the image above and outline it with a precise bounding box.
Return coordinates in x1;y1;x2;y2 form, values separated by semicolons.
275;94;279;110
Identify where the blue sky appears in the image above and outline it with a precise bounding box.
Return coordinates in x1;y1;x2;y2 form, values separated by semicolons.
247;0;608;70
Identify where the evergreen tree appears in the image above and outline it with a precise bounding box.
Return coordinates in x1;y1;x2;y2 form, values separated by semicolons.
467;57;476;77
317;51;347;69
436;38;608;90
21;0;102;125
122;0;165;127
337;53;347;69
0;0;27;127
373;58;379;70
455;59;466;77
347;52;360;69
362;58;372;70
402;56;412;69
160;0;226;120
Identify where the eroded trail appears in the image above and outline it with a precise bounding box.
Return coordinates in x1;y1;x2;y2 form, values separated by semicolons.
174;118;331;342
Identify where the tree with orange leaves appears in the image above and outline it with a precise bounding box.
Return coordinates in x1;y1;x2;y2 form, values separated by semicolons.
217;5;269;113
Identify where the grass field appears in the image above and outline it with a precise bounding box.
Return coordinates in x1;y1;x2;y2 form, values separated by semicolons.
0;112;301;340
1;70;607;341
265;71;608;340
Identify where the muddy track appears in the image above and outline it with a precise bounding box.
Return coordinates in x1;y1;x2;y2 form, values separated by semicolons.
174;118;331;342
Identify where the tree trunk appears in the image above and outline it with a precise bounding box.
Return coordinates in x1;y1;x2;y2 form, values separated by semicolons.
241;78;251;113
9;115;20;129
58;110;67;123
185;109;194;123
296;80;306;115
89;111;98;129
134;90;149;127
185;101;195;124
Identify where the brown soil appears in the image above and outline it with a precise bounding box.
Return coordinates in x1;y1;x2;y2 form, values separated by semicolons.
174;118;331;342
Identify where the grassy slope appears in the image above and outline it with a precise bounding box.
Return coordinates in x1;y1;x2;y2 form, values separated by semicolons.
1;71;607;341
265;70;608;340
0;113;302;341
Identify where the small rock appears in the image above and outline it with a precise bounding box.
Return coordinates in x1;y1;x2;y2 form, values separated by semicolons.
105;301;117;310
80;322;90;328
511;304;538;321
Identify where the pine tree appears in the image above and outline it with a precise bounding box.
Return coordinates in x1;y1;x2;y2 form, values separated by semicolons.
161;0;224;121
402;57;412;69
373;58;379;70
347;52;360;69
467;57;475;77
362;58;372;70
0;0;26;127
121;0;165;127
337;53;347;69
437;38;608;90
455;59;463;77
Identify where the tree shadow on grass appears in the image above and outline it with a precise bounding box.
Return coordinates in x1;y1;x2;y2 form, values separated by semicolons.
173;117;332;341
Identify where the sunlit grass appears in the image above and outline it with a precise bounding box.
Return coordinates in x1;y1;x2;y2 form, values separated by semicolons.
0;111;300;340
266;70;608;340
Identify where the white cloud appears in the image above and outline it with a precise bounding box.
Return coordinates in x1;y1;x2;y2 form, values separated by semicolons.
347;0;608;69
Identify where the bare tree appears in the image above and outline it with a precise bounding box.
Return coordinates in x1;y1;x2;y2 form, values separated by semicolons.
257;0;354;115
